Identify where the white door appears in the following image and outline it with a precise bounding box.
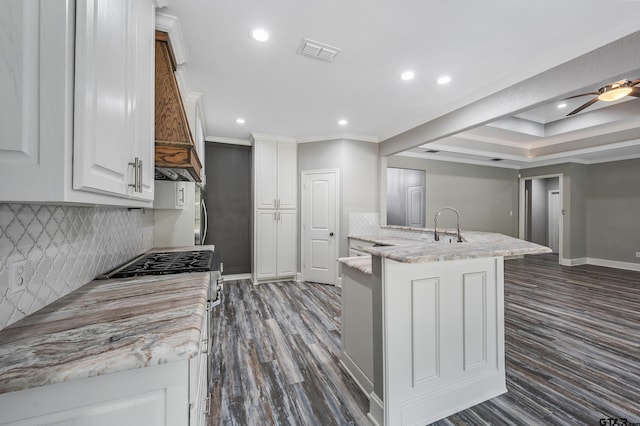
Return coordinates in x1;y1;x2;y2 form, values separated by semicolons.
548;190;560;253
303;170;338;285
406;185;425;227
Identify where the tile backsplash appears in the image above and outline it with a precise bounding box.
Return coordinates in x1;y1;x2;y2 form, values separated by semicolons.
0;204;154;330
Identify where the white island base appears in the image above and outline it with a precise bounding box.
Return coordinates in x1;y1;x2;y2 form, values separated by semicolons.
342;255;507;426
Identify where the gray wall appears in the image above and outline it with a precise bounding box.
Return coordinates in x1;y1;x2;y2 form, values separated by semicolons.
586;158;640;264
298;139;379;267
386;156;519;236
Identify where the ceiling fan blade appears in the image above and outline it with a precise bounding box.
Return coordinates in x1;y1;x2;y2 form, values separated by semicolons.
566;97;599;116
629;87;640;98
564;92;599;100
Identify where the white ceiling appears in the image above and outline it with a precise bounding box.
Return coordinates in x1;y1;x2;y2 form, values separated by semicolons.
161;0;640;168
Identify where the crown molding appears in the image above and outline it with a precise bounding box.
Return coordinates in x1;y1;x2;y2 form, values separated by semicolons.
156;12;187;65
296;133;379;144
250;133;297;144
205;136;252;146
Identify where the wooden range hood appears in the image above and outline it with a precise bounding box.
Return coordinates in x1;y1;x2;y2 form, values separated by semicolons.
154;30;202;182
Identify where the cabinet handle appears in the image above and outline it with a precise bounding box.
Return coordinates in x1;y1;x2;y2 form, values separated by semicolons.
128;158;143;193
179;187;185;203
202;339;209;354
273;212;277;221
274;199;277;208
277;199;280;208
204;395;211;415
277;211;281;221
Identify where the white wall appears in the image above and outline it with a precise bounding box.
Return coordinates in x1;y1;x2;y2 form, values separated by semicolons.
298;139;379;267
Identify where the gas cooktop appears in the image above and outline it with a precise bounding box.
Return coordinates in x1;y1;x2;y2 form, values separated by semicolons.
98;250;216;279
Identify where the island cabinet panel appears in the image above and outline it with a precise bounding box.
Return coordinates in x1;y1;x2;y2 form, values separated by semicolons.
379;256;506;426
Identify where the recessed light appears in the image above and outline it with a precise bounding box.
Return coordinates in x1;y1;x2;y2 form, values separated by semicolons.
236;118;246;124
251;28;269;42
338;119;348;126
557;103;567;109
437;75;451;85
401;70;415;81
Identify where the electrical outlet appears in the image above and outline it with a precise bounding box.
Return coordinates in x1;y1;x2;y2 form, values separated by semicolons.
219;262;224;273
9;259;27;293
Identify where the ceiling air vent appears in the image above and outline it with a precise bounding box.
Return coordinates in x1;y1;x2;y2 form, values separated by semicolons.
490;158;504;162
297;38;341;63
423;149;440;153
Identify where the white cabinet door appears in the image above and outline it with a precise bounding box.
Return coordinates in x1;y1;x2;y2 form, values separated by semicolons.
131;0;155;201
0;0;74;203
277;210;297;277
254;139;297;209
74;0;132;196
256;210;278;279
276;142;297;209
74;0;154;200
254;141;278;209
0;0;154;206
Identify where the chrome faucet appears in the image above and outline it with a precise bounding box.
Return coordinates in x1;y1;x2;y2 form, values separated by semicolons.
434;207;463;242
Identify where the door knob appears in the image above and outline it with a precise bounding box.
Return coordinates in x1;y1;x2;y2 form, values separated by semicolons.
329;232;334;237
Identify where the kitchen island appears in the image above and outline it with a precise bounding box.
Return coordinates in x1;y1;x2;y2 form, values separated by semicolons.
0;247;214;426
339;228;551;426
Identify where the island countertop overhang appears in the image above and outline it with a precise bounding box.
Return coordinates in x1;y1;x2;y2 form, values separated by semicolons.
348;231;551;263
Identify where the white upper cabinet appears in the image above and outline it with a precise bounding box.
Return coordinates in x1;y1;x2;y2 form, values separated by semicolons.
74;0;154;201
0;0;155;206
252;134;297;210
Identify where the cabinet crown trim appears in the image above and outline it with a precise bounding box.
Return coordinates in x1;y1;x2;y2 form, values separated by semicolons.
250;133;298;144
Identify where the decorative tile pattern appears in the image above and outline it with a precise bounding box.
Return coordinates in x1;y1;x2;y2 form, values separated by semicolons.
348;212;379;237
0;204;154;330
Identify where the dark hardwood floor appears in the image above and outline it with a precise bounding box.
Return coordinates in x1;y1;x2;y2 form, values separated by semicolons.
209;255;640;425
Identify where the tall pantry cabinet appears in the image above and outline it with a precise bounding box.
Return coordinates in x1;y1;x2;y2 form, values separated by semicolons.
252;134;298;283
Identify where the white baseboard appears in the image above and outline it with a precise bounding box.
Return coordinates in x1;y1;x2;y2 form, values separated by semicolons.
586;257;640;272
368;392;384;426
221;273;251;282
339;353;373;396
558;257;640;272
560;257;587;266
296;272;304;283
336;276;343;287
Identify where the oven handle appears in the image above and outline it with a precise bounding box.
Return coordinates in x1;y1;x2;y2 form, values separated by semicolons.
201;198;208;244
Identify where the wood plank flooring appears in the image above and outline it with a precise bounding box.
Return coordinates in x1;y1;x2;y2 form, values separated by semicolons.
209;255;640;425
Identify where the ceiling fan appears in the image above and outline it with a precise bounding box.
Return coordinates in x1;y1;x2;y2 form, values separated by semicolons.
565;78;640;116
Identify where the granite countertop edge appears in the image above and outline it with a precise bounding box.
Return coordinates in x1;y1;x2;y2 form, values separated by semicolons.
345;231;552;263
0;248;213;395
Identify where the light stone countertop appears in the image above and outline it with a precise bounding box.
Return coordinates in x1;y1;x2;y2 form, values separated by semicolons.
339;256;373;275
345;231;551;264
0;248;213;395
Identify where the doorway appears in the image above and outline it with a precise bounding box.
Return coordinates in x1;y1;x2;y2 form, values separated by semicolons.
302;169;339;285
520;174;563;260
386;167;426;227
